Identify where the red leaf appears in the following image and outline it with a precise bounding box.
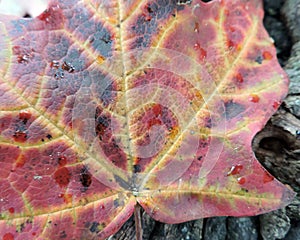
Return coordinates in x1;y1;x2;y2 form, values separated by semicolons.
0;0;295;239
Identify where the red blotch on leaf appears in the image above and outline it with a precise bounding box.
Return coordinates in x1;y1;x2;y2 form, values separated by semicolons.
262;51;273;60
58;193;73;203
38;4;64;29
13;131;27;143
12;46;33;64
152;104;162;116
227;40;240;51
263;171;274;183
194;43;207;61
57;155;67;166
8;207;14;214
237;177;246;185
2;233;14;240
273;101;280;109
18;110;32;121
249;94;260;103
54;167;71;188
227;164;243;176
235;73;244;83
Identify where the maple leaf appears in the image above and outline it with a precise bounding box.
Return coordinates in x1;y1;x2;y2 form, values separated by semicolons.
0;0;296;239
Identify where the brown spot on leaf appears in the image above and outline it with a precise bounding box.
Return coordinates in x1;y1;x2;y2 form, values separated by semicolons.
80;166;92;191
61;61;75;73
57;155;67;166
54;167;71;188
13;130;27;142
194;22;200;33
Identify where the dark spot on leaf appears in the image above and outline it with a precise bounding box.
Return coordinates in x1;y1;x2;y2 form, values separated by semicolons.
61;61;75;73
255;55;263;64
80;166;92;191
131;0;185;48
133;164;141;173
26;219;33;224
59;230;67;238
54;70;65;80
16;223;25;233
90;27;113;58
46;134;52;140
100;32;112;44
94;76;116;107
205;118;212;128
113;199;119;207
95;110;111;142
224;100;245;119
114;174;130;189
89;222;100;233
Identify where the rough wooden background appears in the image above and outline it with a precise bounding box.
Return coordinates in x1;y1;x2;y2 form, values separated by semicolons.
111;0;300;239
